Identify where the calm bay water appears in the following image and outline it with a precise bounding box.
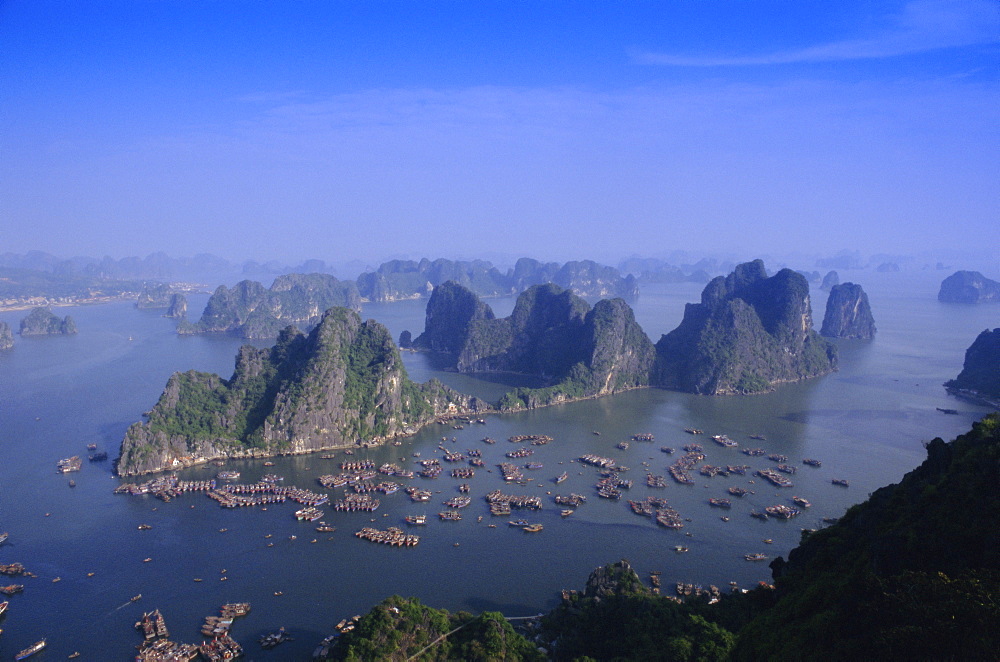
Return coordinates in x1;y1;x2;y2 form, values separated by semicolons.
0;271;995;659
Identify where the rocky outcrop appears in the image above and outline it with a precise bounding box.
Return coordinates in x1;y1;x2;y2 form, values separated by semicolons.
178;273;361;338
938;271;1000;303
356;258;509;302
821;283;876;339
412;282;655;409
944;328;1000;406
654;260;837;395
412;281;495;355
117;308;486;476
0;321;13;350
511;258;639;301
19;307;77;336
820;270;839;291
356;256;638;302
165;293;187;319
136;282;172;309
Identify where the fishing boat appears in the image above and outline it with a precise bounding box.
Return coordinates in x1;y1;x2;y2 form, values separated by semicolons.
0;600;7;616
0;532;7;545
522;523;543;532
15;639;46;660
744;553;769;561
674;546;689;553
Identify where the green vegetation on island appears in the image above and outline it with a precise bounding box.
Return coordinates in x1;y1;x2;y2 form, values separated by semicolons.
654;260;837;394
118;308;485;475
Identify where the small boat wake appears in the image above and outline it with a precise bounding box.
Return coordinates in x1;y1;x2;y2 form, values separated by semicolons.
109;595;142;614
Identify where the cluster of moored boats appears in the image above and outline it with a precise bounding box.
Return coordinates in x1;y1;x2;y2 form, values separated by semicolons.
355;526;420;546
56;456;82;473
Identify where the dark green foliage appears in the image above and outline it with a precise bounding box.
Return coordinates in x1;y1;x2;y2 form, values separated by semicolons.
540;561;736;661
732;414;1000;660
147;371;241;443
945;328;1000;402
327;596;542;662
655;261;836;394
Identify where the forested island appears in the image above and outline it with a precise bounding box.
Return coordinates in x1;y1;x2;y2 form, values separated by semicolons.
408;281;655;410
320;414;1000;661
19;306;77;336
653;260;837;394
118;308;487;476
177;274;362;339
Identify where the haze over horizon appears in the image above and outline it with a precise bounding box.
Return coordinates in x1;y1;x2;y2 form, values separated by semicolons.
2;1;997;269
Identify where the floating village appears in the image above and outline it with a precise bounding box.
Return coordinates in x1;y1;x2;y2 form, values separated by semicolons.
0;417;848;659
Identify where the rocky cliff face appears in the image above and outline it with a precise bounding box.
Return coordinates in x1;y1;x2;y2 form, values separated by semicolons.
0;321;13;350
19;307;77;336
165;293;187;319
944;328;1000;405
179;273;361;338
412;281;495;354
938;271;1000;303
654;260;837;395
821;283;876;339
414;282;655;409
136;282;172;309
118;308;486;475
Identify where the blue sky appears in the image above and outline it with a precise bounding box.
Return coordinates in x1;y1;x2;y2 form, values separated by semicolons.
2;1;997;268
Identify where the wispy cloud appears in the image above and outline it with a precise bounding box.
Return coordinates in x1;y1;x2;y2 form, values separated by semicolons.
636;0;999;67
